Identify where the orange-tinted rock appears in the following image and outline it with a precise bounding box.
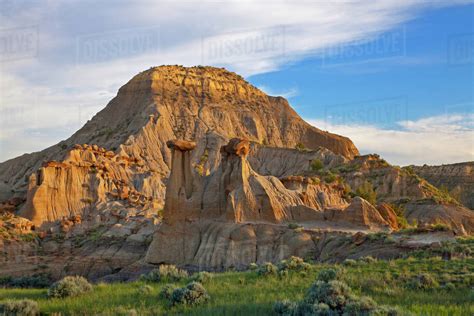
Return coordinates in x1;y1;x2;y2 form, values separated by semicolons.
166;140;196;151
377;203;399;229
221;138;250;157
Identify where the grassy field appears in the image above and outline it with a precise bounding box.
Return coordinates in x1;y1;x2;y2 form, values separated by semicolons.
1;256;473;315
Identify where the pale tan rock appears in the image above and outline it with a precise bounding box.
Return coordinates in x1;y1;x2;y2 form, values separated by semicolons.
328;197;390;230
0;66;359;229
146;139;388;269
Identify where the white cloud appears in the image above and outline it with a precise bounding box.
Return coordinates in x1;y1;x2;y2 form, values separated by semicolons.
307;113;474;166
0;1;473;162
257;85;299;99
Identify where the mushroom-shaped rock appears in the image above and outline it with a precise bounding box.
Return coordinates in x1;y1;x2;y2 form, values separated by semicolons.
166;140;196;151
221;138;250;157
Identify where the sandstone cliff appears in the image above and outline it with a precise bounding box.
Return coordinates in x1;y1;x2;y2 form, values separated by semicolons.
411;162;474;209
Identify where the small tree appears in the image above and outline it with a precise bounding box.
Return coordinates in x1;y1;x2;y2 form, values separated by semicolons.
355;181;377;205
310;159;324;171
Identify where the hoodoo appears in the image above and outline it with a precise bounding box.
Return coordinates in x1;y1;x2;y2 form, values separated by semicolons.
145;138;392;269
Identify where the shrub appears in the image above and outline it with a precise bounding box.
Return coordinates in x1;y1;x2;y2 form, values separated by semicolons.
159;284;179;300
278;256;311;272
305;280;351;308
359;256;377;264
295;143;307;152
140;265;188;283
256;262;278;276
343;296;377;314
355;181;377;205
406;273;439;290
324;172;337;184
248;263;258;271
443;282;456;291
47;276;92;298
0;274;51;288
317;268;338;282
274;267;397;315
279;269;289;278
190;271;213;284
288;223;302;229
311;159;324;171
138;284;153;295
0;299;39;316
273;300;297;315
170;282;210;306
342;259;357;267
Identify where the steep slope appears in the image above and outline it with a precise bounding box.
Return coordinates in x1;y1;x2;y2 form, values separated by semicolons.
0;66;359;225
411;162;474;209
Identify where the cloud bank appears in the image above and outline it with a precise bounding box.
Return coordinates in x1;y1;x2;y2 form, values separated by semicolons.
0;0;472;163
308;113;474;166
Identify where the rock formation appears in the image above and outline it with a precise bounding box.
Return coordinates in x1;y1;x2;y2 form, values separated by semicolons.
0;66;359;226
19;144;163;226
146;139;391;269
411;162;474;209
0;65;472;279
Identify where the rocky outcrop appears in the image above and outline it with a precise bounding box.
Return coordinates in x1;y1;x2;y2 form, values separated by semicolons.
0;66;359;227
411;162;474;209
404;202;474;235
376;203;399;230
19;144;163;226
146;139;389;269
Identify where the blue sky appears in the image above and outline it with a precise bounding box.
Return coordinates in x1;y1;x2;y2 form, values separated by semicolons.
250;5;473;123
0;1;472;165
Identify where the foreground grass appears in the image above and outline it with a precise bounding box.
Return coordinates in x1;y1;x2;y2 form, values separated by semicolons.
1;257;473;315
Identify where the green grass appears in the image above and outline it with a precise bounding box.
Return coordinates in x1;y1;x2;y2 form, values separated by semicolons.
1;258;473;315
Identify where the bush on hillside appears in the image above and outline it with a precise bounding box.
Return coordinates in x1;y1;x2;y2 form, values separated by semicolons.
47;276;92;298
248;263;258;271
406;273;439;290
256;262;278;276
316;268;338;282
342;259;357;267
274;268;398;315
0;299;39;316
190;271;213;284
140;265;188;283
170;282;210;306
310;159;324;172
356;181;377;205
278;256;311;272
160;284;179;300
138;284;153;295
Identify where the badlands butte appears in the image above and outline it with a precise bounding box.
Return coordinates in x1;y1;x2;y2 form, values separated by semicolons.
0;65;473;281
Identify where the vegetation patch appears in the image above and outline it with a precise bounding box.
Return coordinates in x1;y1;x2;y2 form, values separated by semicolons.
140;265;188;283
47;276;92;298
170;282;210;306
0;299;39;316
0;274;51;289
355;180;377;205
274;268;398;315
